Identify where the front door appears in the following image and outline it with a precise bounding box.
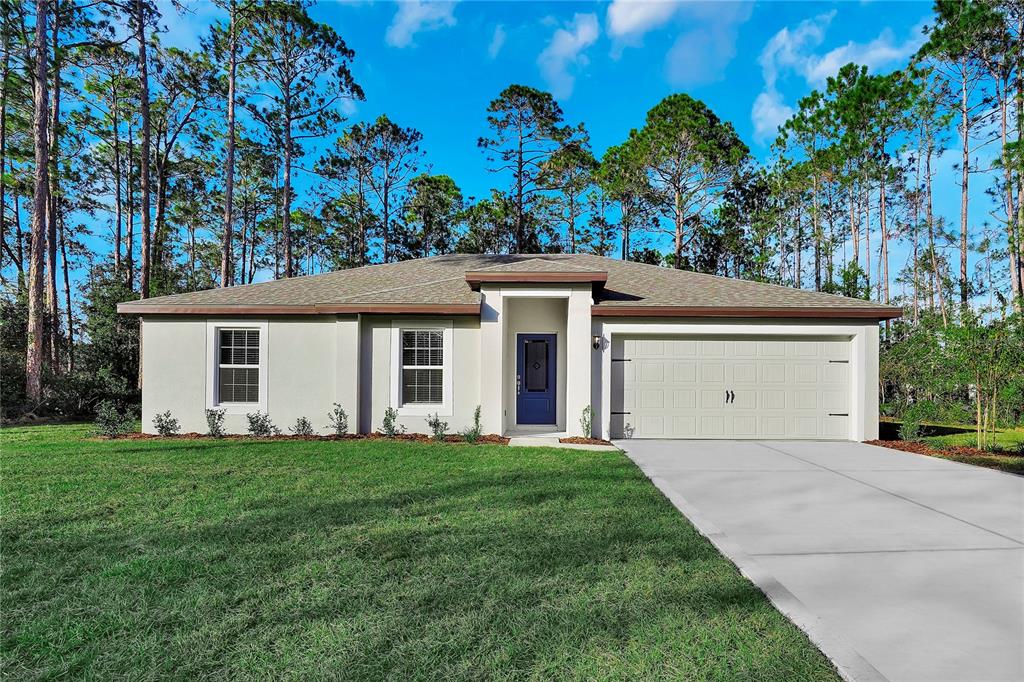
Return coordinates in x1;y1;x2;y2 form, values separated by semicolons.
516;333;557;425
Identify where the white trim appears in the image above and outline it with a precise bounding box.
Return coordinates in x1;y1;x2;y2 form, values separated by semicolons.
205;319;269;414
596;321;870;442
390;319;454;417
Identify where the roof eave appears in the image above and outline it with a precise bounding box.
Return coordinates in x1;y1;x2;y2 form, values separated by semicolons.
591;305;903;320
117;302;482;316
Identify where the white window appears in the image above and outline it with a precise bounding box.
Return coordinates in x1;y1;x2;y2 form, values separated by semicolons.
207;320;268;413
391;320;453;416
401;330;444;404
218;329;260;403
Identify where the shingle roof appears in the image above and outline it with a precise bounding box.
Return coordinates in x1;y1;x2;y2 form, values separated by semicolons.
118;253;902;318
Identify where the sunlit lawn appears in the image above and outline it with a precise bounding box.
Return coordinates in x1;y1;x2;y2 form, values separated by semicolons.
1;423;836;680
921;426;1024;474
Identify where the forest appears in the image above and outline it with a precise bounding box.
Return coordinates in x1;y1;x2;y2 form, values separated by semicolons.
1;0;1022;440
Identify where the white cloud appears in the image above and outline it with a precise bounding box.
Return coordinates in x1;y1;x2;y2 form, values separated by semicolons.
750;12;927;144
385;1;458;48
751;89;794;143
488;24;506;59
606;0;679;44
663;2;753;86
537;13;600;100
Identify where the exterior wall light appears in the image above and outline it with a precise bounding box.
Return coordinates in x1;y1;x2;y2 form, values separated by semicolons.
592;335;601;350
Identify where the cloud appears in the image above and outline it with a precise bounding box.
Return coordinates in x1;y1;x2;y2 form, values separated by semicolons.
750;12;927;144
664;2;753;87
537;13;600;100
488;24;506;59
606;0;679;44
751;90;794;144
385;1;458;48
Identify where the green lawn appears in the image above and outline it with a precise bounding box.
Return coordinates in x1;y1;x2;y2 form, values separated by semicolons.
1;424;837;680
921;427;1024;475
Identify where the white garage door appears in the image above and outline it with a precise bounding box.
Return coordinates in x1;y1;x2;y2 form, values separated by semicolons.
610;336;852;439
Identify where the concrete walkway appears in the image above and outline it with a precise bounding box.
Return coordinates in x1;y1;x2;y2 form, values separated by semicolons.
617;439;1024;682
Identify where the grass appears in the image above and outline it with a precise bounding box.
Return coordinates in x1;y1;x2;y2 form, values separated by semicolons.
1;423;837;681
920;427;1024;475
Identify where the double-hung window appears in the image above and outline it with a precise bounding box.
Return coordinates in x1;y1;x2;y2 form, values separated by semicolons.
401;330;443;404
218;329;260;403
207;321;267;412
391;320;452;416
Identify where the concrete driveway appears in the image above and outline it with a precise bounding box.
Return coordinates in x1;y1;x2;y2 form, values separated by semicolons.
617;440;1024;682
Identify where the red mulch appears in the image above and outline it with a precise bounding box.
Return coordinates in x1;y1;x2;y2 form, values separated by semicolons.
105;432;510;445
866;439;1021;459
559;436;614;445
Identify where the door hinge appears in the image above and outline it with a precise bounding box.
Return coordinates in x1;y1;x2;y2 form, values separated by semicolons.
828;413;849;417
611;358;631;362
828;360;849;364
611;411;631;415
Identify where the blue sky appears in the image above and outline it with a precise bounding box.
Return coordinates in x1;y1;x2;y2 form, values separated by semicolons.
152;0;1002;294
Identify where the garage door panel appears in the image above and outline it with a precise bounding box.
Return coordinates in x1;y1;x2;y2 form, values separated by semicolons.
612;335;853;440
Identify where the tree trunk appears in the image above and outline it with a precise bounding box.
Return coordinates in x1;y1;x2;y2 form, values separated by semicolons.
926;148;947;327
45;8;60;370
673;189;683;269
281;112;292;278
112;83;122;274
136;0;152;299
958;62;970;306
26;0;49;404
220;0;237;287
239;192;248;285
812;172;820;291
879;177;889;305
125;122;134;286
59;214;73;372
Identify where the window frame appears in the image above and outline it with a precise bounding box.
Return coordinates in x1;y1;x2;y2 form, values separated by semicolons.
390;319;453;416
206;320;269;414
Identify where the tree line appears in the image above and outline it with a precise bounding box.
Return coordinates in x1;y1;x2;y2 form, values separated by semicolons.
1;0;1022;428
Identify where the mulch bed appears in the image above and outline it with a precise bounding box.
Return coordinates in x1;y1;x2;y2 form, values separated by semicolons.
105;432;511;445
559;436;614;446
866;439;1022;460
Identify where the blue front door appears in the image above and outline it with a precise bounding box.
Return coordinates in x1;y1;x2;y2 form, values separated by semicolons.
516;334;557;425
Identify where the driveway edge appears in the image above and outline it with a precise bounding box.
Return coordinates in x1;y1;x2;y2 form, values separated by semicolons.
641;468;889;682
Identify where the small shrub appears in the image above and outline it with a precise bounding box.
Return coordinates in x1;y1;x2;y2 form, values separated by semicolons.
426;412;448;442
461;405;483;444
327;403;348;436
206;409;226;438
290;416;314;436
580;404;593;437
94;401;135;438
381;406;404;437
899;420;921;442
152;410;180;436
246;412;279;437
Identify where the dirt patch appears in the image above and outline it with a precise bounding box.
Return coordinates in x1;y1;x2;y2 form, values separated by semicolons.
98;432;510;445
559;436;614;446
866;439;1022;460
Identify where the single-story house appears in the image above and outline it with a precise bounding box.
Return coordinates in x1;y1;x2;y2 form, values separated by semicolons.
118;254;901;440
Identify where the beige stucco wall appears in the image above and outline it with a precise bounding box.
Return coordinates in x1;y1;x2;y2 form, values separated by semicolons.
503;297;569;431
360;316;481;435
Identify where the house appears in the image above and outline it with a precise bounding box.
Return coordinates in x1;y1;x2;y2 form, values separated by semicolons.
118;254;901;439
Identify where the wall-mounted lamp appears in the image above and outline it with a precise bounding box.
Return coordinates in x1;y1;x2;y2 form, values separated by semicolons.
592;335;601;350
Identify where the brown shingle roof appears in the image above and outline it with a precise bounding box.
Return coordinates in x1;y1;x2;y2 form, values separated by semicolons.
118;254;901;318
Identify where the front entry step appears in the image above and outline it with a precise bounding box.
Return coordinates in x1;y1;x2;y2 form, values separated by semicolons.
508;436;619;452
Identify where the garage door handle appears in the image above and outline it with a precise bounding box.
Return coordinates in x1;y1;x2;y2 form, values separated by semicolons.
725;390;734;404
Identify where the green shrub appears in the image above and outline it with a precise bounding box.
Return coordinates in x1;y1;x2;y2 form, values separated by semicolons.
205;409;226;438
898;420;921;442
246;412;279;438
381;407;404;437
327;403;349;436
580;405;593;437
152;410;180;436
426;413;448;442
94;401;134;438
290;416;314;436
460;405;482;444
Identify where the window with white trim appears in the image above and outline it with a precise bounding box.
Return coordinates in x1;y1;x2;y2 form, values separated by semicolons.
401;329;443;404
218;329;260;403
